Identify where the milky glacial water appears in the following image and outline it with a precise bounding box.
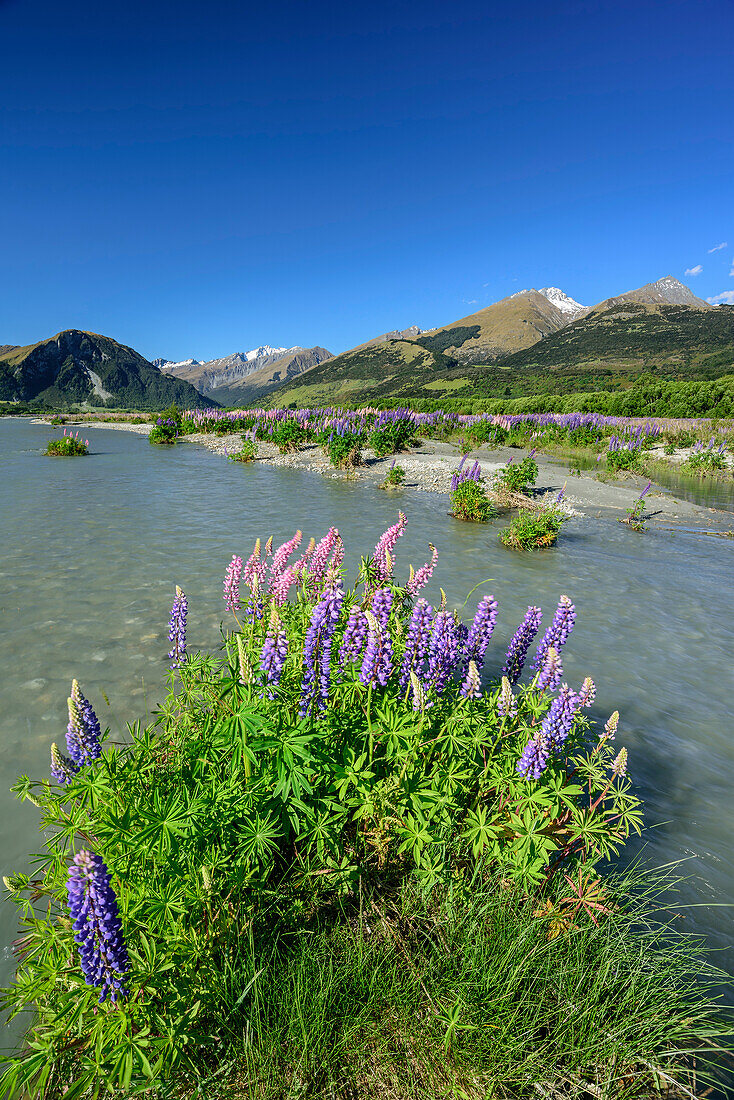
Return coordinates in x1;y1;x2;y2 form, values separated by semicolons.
2;418;734;1018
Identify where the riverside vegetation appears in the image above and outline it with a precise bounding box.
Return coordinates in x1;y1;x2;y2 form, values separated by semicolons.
45;429;89;456
0;518;731;1099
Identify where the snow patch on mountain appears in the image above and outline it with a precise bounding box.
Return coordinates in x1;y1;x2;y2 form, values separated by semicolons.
538;287;586;316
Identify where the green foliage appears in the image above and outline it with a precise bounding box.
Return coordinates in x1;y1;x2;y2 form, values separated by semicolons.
229;438;258;462
380;463;406;488
368;421;415;457
500;505;565;550
149;418;179;445
324;430;362;468
494;454;539;493
682;447;729;474
450;479;495;521
44;436;88;456
270;420;310;453
606;447;640;472
1;534;730;1097
623;498;648;532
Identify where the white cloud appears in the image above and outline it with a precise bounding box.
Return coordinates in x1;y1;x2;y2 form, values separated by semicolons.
684;264;703;276
707;291;734;305
708;242;728;253
730;262;734;277
462;298;478;306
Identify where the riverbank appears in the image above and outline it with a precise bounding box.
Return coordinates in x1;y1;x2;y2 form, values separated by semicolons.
48;418;734;532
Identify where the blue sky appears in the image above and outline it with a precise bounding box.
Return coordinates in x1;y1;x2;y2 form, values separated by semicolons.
1;0;732;361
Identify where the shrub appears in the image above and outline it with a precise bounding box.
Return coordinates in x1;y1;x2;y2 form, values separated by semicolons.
450;479;495;521
229;438;257;462
1;521;731;1097
606;442;640;472
270;420;309;453
149;417;179;445
380;460;406;488
45;435;88;456
500;505;565;550
682;440;729;474
325;430;362;469
368;420;415;457
493;453;538;494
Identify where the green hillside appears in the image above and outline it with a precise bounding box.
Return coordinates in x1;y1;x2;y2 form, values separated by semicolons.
269;301;734;408
0;330;215;410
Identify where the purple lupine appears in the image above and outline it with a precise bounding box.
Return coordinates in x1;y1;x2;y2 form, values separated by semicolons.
536;646;562;693
406;544;438;597
338;606;369;665
167;586;188;668
51;742;78;785
502;606;543;685
66;850;130;1004
372;512;407;583
299;586;344;717
516;683;580;780
532;596;576;671
398;598;434;690
426;610;462;696
66;680;103;766
460;659;481;699
260;620;288;693
223;555;243;613
359;588;394;688
464;594;499;670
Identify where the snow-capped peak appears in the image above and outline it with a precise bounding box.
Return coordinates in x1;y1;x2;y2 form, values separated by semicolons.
154;357;200;371
245;345;290;361
538;287;586;316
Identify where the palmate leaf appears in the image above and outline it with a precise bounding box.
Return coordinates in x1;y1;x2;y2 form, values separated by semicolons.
236;811;283;866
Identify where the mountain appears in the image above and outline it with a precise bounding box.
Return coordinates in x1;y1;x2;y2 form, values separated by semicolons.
266;290;572;406
267;277;734;407
159;345;332;405
596;275;710;310
0;330;215;409
538;287;587;318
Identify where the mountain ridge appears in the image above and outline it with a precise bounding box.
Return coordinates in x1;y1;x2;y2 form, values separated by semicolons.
0;330;214;409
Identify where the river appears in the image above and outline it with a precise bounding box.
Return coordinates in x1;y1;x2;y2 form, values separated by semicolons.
2;418;734;1022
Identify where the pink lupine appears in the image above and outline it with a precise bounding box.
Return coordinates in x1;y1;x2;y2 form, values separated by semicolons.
406;544;438;596
223;555;243;613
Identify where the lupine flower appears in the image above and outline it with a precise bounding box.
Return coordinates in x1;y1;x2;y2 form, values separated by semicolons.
409;669;427;712
517;683;580;779
270;565;298;606
66;850;129;1004
51;742;78;785
427;610;462;696
502;606;543;685
372;512;407;583
236;634;253;684
260;613;288;693
497;675;517;718
243;539;266;588
578;677;596;707
464;594;498;670
167;586;188;668
66;680;102;766
293;537;316;578
339;606;369;665
460;659;481;699
533;596;576;670
223;555;243;613
300;586;344;716
611;747;628;777
398;598;433;690
308;527;339;588
602;710;619;740
406;544;438;596
268;530;302;589
536;646;562;692
359;600;394;688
